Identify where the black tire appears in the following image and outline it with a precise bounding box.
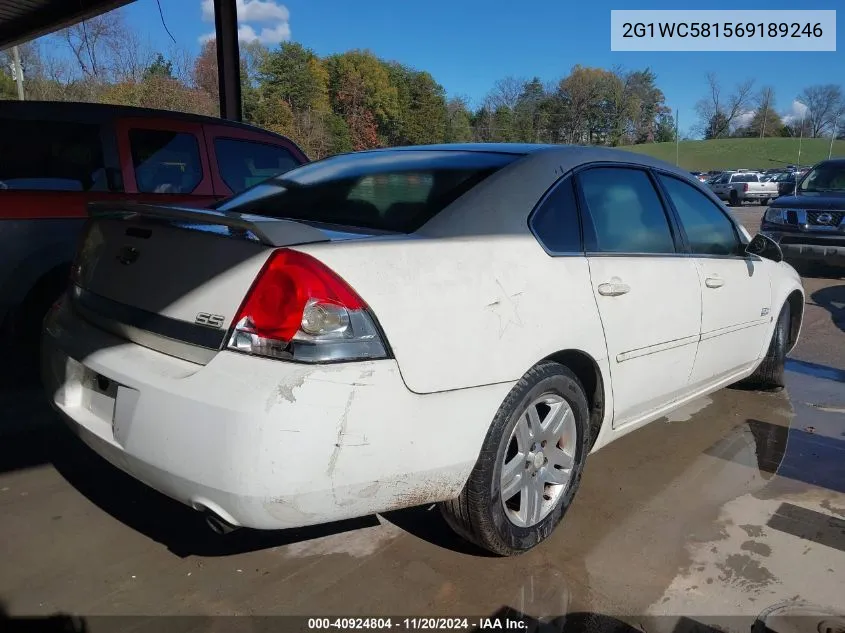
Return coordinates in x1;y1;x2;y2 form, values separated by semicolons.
729;191;739;206
760;198;770;207
744;302;791;391
439;361;591;556
10;271;68;382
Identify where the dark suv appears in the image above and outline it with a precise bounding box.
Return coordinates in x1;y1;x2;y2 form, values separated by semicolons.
0;101;308;375
760;158;845;269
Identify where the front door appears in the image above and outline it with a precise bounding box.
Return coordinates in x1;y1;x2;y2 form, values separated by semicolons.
654;172;772;385
576;166;702;427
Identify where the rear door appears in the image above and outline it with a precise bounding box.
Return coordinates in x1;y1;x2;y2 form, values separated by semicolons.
115;117;215;208
654;172;772;386
203;124;307;199
576;165;702;427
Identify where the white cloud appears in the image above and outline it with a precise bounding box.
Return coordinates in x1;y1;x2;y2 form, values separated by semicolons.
199;0;290;45
734;109;755;127
782;100;809;124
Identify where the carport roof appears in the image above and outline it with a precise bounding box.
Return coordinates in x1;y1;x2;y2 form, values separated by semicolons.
0;0;134;50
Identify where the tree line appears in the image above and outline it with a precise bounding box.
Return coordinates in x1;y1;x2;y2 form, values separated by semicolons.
0;11;675;158
695;73;845;141
1;10;842;159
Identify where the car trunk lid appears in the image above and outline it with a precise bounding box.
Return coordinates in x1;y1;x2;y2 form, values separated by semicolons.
71;201;379;364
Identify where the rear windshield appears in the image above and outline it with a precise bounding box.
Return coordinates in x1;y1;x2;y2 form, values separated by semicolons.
731;174;758;183
215;150;520;233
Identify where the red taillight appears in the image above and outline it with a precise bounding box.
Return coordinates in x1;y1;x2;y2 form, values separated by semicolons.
229;248;387;363
233;249;365;344
743;183;749;192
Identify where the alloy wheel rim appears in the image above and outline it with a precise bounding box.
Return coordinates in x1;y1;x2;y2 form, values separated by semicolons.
500;393;577;528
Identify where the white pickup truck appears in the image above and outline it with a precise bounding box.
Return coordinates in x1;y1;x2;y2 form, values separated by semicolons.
709;171;780;206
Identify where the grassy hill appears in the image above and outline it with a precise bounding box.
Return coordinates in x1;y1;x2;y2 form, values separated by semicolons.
624;137;845;171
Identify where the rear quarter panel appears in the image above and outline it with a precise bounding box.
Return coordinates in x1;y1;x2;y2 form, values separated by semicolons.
301;236;607;394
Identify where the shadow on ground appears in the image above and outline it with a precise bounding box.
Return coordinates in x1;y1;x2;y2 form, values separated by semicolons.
811;284;845;334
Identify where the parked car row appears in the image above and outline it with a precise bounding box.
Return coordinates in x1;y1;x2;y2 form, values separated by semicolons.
0;101;309;374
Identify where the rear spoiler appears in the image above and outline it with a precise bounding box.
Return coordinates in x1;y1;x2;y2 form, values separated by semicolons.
87;201;331;248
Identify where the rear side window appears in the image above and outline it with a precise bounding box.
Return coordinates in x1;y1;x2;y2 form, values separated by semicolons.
530;177;582;253
578;167;676;254
216;150;519;233
214;138;300;194
129;129;202;194
0;118;107;192
657;174;741;256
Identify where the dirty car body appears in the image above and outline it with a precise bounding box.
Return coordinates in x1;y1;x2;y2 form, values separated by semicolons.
42;145;805;553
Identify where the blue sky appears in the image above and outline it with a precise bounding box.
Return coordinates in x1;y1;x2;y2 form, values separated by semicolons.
114;0;843;136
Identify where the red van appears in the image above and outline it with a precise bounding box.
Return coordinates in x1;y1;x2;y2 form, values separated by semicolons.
0;101;309;376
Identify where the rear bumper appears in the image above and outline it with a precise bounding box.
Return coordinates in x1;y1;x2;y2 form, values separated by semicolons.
739;191;776;201
42;301;512;529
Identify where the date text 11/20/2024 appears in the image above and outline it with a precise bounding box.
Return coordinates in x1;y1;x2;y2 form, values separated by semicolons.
307;618;529;631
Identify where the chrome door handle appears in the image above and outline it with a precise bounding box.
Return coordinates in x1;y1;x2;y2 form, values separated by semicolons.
705;276;725;288
597;278;631;297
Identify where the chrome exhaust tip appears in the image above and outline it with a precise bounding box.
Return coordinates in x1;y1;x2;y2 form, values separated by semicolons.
205;512;239;535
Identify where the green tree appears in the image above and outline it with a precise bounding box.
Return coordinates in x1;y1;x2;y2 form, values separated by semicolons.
259;42;328;112
0;70;17;99
513;78;548;142
143;53;173;80
445;97;473;143
325;50;399;148
654;108;676;143
386;63;447;145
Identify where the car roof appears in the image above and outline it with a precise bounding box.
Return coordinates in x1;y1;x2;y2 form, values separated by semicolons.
0;100;289;139
354;143;699;176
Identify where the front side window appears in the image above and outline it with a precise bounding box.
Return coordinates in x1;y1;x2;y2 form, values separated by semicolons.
214;138;300;194
129;129;202;194
216;150;519;233
530;176;582;253
658;174;741;256
0;118;107;192
578;167;676;254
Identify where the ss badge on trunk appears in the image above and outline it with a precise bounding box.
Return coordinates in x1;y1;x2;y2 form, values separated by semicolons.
195;312;225;328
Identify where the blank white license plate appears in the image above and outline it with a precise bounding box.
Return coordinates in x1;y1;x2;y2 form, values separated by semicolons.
80;371;119;423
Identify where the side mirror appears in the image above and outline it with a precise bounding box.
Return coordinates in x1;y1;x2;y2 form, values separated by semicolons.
746;233;783;263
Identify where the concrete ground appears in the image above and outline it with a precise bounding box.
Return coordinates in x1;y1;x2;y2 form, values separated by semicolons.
1;205;843;633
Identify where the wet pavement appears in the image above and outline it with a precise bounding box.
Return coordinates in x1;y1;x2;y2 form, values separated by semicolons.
1;206;843;632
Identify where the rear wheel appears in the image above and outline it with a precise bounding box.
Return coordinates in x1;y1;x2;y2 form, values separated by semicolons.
729;190;740;206
743;302;791;391
9;269;69;383
760;198;770;206
440;361;590;556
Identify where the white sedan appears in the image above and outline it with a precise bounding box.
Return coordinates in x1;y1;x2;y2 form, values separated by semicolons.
42;144;804;555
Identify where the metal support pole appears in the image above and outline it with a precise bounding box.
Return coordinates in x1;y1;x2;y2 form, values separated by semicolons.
11;45;24;100
675;109;679;166
797;110;806;168
214;0;242;121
